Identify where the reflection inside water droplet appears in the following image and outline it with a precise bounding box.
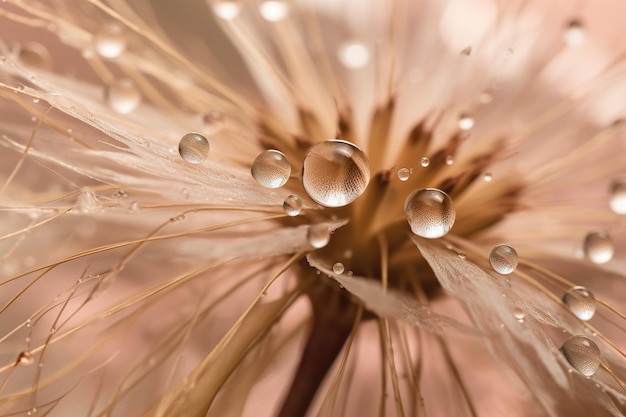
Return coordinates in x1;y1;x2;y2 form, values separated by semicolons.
489;244;518;274
178;133;210;164
283;194;303;216
404;188;455;238
563;286;596;321
561;335;601;377
251;150;291;188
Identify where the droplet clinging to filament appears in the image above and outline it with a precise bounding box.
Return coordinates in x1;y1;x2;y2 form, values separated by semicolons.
561;335;601;377
563;286;596;321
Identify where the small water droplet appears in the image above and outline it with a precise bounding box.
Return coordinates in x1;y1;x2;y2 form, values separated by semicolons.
16;42;52;70
94;23;127;58
178;132;210;164
213;0;241;20
420;157;430;168
458;114;474;130
563;20;585;46
483;172;493;182
563;286;596;321
283;195;303;216
609;180;626;215
203;111;224;133
338;41;370;69
251;150;291;188
397;168;410;181
445;155;455;165
105;79;141;114
259;0;289;21
74;188;100;213
25;319;31;328
561;335;601;377
32;97;39;103
489;244;518;275
332;262;345;274
129;201;140;212
513;308;525;322
307;224;331;249
583;230;614;264
404;188;455;238
17;351;33;366
302;140;370;207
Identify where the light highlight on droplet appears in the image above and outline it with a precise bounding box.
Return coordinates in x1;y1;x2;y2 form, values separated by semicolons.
283;194;303;216
404;188;455;238
178;133;210;164
583;230;614;264
251;150;291;188
489;244;518;275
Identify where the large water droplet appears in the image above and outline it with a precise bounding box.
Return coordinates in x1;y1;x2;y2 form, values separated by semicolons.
583;230;614;264
178;133;210;164
404;188;455;238
489;244;518;275
251;150;291;188
332;262;345;274
609;180;626;215
302;140;370;207
563;20;585;46
94;23;127;58
213;0;241;20
338;41;370;69
259;0;289;21
561;335;601;377
397;168;410;181
105;79;141;114
563;286;596;321
307;224;331;249
283;194;303;216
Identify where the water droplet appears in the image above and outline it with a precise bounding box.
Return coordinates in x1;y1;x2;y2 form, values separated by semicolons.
16;42;53;70
445;155;455;165
105;79;141;114
483;172;493;182
302;140;370;207
609;180;626;214
338;41;370;69
561;335;601;377
489;244;518;275
307;224;331;249
32;97;39;103
458;114;474;130
260;0;289;21
251;150;291;188
178;133;210;164
74;188;100;213
332;262;345;274
563;20;585;46
17;351;33;366
583;230;614;264
404;188;455;238
513;308;525;322
213;0;241;20
397;168;410;181
129;201;140;212
94;23;127;58
420;157;430;168
283;194;303;216
203;111;224;133
563;286;596;321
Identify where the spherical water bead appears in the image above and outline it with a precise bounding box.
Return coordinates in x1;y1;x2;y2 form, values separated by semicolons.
458;114;474;130
445;155;455;165
489;244;518;275
302;140;370;207
94;23;127;58
283;194;303;216
251;150;291;188
16;42;53;70
560;335;601;377
259;0;289;21
420;157;430;168
583;230;614;264
483;172;493;182
332;262;345;274
17;351;33;366
404;188;456;239
563;286;596;321
213;0;241;20
513;308;525;322
338;41;370;69
105;79;141;114
609;180;626;214
397;168;410;181
307;224;331;249
178;133;210;164
563;20;585;46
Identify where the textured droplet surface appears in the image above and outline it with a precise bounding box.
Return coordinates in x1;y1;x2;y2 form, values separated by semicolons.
420;157;430;168
397;168;410;181
283;195;303;216
338;41;370;69
563;286;596;321
302;140;370;207
583;230;614;264
404;188;455;238
489;244;518;275
251;150;291;188
94;23;127;58
563;20;585;46
609;180;626;214
213;0;241;20
561;335;601;377
307;224;331;249
332;262;345;274
178;133;210;164
259;0;289;21
105;79;141;114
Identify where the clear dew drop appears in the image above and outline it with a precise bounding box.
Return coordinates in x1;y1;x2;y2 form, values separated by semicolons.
563;20;585;46
397;168;410;182
458;114;475;130
282;194;303;216
332;262;345;274
251;150;291;188
483;172;493;182
513;308;525;322
302;140;370;207
445;155;455;165
74;188;101;213
563;286;596;321
178;132;210;164
561;335;601;377
338;41;370;69
105;79;141;114
16;42;53;71
307;224;331;249
420;157;430;168
404;188;455;239
94;23;127;58
583;230;614;264
609;180;626;215
213;0;241;20
489;244;518;275
259;0;289;21
17;351;33;366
